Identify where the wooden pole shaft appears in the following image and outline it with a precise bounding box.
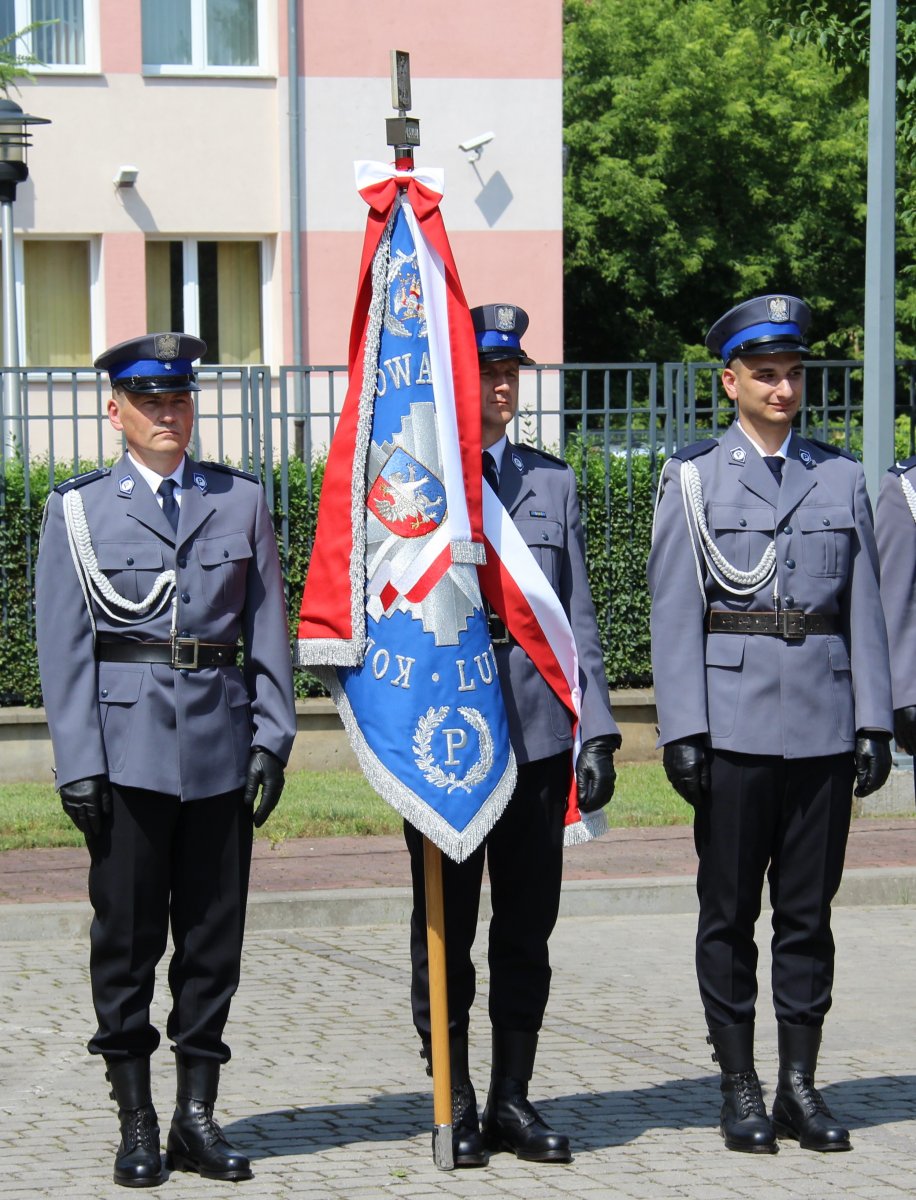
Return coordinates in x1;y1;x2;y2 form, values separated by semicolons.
423;835;454;1169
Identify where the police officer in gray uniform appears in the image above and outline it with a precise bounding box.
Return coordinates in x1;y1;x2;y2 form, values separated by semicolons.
36;334;296;1187
648;296;892;1155
405;304;621;1167
876;458;916;774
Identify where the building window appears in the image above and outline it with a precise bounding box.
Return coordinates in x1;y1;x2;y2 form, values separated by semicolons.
24;240;91;366
0;0;96;69
142;0;261;73
146;239;264;365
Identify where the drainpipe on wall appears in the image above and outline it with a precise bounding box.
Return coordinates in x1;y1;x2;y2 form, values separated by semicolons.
288;0;305;458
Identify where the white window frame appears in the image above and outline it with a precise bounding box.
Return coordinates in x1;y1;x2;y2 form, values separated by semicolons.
15;234;100;368
9;0;100;75
142;0;269;78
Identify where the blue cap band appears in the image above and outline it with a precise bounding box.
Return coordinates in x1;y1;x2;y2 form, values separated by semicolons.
720;321;803;363
110;357;197;381
476;330;523;352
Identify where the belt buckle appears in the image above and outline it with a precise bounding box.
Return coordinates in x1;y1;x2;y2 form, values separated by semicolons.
487;613;510;646
170;635;199;669
778;610;805;640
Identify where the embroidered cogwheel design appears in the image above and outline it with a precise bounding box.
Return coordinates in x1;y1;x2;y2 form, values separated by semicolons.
412;705;494;793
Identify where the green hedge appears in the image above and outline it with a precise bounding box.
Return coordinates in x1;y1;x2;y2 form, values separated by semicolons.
0;448;657;707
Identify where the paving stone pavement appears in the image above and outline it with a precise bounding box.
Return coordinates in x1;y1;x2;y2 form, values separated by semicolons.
1;905;915;1199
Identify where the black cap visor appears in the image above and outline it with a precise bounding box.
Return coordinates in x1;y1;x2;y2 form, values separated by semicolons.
726;335;810;363
116;374;200;394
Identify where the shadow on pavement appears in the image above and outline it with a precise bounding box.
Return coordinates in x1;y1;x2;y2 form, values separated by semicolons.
222;1074;916;1159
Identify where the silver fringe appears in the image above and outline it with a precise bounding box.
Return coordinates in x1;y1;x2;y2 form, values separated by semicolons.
327;667;518;863
563;807;608;847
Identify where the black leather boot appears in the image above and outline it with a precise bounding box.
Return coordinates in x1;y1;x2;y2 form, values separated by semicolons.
421;1033;487;1167
771;1024;851;1151
165;1055;253;1180
707;1024;777;1154
481;1029;571;1163
104;1057;163;1188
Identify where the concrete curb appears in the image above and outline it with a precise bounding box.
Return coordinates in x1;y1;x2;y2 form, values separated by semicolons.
2;865;914;941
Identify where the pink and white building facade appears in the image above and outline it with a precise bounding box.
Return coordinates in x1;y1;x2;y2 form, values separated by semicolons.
9;0;563;374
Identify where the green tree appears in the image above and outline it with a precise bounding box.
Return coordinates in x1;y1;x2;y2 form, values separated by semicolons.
765;1;916;353
564;0;871;363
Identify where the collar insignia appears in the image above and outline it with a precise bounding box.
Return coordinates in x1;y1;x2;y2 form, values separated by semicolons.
193;472;207;493
730;447;747;463
118;474;135;495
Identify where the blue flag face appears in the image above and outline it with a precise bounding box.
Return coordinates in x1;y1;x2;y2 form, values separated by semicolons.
335;203;515;857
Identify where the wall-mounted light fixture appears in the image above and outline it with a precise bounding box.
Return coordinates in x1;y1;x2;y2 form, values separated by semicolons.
114;165;139;189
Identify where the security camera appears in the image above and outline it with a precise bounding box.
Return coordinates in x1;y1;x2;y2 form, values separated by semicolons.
458;131;495;161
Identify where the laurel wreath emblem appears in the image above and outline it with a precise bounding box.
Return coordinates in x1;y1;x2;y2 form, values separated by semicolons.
412;705;494;793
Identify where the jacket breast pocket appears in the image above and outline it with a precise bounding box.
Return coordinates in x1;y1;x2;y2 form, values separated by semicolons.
797;506;855;578
197;532;253;610
514;516;563;588
709;505;775;572
98;667;144;773
96;542;165;604
705;634;745;739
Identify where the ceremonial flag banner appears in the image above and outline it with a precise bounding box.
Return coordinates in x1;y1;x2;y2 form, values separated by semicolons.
297;163;517;862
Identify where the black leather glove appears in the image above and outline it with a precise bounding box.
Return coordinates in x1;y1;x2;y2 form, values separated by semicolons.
59;775;112;836
662;736;711;807
576;734;622;813
854;732;892;798
894;707;916;757
244;747;286;827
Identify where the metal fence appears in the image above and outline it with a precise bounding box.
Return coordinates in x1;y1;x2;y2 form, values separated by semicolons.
3;357;916;616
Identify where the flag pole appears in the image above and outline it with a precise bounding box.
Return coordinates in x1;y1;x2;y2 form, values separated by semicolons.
386;50;454;1172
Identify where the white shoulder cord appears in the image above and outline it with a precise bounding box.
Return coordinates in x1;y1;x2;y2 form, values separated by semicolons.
679;459;777;599
900;475;916;525
61;488;177;637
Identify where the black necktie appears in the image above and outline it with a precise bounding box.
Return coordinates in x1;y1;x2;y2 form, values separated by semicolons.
483;450;500;495
763;456;783;485
158;478;180;532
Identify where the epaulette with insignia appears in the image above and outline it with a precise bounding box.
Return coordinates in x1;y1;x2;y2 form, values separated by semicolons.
517;444;566;467
889;454;916;476
804;437;856;462
200;461;259;483
54;466;110;494
672;438;718;462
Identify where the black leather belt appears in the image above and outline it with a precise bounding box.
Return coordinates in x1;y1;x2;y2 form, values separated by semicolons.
96;637;239;669
707;610;840;639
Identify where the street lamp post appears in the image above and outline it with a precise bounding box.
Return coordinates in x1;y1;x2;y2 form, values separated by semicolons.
0;98;49;460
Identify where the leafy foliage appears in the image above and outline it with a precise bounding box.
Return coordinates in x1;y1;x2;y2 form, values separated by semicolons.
564;0;874;362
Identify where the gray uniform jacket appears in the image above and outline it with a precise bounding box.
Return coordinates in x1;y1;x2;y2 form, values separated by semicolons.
876;457;916;710
36;454;296;799
648;423;892;758
492;441;619;764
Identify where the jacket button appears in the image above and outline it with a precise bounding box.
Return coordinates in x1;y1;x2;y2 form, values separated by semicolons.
100;688;109;698
178;557;187;568
223;549;230;558
785;595;795;607
822;518;831;526
181;592;191;603
541;532;549;541
126;556;134;566
785;559;796;570
782;526;792;535
738;518;747;527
